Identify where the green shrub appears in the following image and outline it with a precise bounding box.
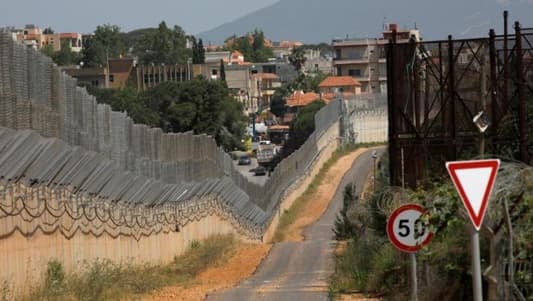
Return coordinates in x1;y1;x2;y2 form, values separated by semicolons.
23;234;237;301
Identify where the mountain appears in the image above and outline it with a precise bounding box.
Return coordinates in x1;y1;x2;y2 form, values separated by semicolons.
198;0;533;44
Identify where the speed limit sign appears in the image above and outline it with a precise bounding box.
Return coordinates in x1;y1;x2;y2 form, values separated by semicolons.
387;204;433;253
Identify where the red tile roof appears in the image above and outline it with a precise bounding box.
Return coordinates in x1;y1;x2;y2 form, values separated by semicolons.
286;91;320;107
319;76;361;88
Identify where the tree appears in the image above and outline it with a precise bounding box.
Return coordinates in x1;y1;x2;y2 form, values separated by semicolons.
270;85;289;117
191;36;199;64
40;44;54;58
288;46;307;73
138;78;246;150
270;70;327;119
43;27;54;34
334;184;358;239
223;29;273;63
250;29;273;63
52;40;78;66
81;24;125;67
198;38;205;64
220;59;226;81
136;21;190;65
86;86;159;127
191;36;205;64
279;100;325;159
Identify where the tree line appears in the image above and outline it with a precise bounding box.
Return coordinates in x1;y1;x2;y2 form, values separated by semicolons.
86;77;247;152
41;23;274;67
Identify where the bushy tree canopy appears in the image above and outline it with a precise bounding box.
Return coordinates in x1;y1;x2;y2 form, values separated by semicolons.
88;78;246;151
135;21;190;65
224;29;274;63
81;24;126;67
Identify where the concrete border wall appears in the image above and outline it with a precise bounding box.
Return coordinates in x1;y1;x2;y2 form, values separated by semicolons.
0;31;344;294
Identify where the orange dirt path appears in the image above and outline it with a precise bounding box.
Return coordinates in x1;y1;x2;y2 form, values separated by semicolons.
142;243;271;301
143;148;368;300
284;148;367;242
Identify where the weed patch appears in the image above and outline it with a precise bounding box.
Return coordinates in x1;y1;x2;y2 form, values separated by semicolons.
273;144;361;242
23;234;236;301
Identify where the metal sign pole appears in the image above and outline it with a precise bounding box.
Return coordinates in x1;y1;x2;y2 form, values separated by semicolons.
471;229;483;301
410;253;418;301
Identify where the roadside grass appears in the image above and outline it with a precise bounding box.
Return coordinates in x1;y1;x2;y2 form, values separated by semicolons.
272;143;363;242
23;234;236;301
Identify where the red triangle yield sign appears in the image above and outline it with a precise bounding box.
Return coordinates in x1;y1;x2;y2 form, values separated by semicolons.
446;159;500;231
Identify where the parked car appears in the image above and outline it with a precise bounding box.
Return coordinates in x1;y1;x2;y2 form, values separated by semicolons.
238;155;251;165
254;166;267;176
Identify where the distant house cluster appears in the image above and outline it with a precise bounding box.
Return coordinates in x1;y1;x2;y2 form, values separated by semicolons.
10;24;82;53
6;23;423;130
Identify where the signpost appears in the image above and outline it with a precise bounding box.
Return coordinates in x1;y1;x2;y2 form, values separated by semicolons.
446;159;500;301
387;204;433;301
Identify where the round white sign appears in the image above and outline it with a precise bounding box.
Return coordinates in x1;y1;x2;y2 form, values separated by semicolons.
386;204;433;253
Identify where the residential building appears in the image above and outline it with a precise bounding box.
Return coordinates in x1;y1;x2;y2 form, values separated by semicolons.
254;61;299;83
282;90;321;124
107;58;135;89
134;64;192;91
205;51;231;64
304;49;333;75
267;124;289;145
59;33;83;52
63;66;108;88
253;73;281;112
318;76;361;101
12;25;83;52
271;40;303;60
224;64;260;115
332;23;420;93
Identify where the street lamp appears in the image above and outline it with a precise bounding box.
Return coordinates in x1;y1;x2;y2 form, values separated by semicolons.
372;150;378;192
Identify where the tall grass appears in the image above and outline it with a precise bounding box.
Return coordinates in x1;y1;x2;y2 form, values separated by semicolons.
23;234;236;301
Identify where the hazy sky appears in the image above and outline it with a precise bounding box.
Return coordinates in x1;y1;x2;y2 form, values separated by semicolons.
0;0;279;34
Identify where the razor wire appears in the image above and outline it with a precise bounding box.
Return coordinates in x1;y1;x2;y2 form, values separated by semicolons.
0;30;342;241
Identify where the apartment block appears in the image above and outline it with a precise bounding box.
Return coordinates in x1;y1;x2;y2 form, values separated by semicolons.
333;24;420;94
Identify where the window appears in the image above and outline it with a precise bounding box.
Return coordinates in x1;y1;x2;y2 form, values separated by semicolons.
212;69;218;75
91;80;99;86
109;74;114;82
348;69;362;77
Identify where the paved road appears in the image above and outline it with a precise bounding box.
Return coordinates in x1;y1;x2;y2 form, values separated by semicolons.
207;148;384;301
233;157;268;186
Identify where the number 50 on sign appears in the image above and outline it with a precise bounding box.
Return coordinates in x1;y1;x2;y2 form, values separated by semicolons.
387;204;433;253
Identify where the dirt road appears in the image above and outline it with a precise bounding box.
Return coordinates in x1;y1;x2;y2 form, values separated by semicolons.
207;148;382;301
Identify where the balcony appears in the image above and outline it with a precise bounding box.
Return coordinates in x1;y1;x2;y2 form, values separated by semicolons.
333;57;369;65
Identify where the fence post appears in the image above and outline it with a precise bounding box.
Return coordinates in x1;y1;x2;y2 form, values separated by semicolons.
447;35;457;161
514;22;529;164
387;29;397;186
489;29;498;147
